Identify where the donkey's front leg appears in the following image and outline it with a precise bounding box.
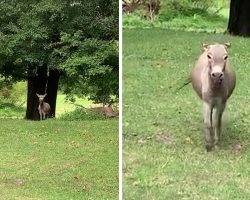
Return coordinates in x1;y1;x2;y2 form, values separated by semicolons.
39;111;42;121
203;102;214;151
213;103;225;147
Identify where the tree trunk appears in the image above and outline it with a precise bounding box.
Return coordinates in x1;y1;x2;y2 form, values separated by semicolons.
228;0;250;36
25;67;60;120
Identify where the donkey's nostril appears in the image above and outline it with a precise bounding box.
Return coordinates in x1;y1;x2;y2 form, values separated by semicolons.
211;73;216;77
211;72;223;79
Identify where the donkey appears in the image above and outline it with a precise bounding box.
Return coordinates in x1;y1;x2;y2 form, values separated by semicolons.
191;43;236;151
36;93;51;120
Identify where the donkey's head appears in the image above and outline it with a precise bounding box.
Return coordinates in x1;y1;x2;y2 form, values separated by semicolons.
36;93;47;104
203;43;230;85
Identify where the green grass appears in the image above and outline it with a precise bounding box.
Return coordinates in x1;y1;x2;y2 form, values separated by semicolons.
123;29;250;199
0;84;118;199
0;119;118;199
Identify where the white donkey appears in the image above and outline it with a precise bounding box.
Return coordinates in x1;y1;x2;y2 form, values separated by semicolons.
36;93;51;120
191;43;236;151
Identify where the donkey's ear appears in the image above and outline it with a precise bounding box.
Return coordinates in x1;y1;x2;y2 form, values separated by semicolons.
44;93;47;97
224;42;231;49
202;43;209;51
36;93;39;97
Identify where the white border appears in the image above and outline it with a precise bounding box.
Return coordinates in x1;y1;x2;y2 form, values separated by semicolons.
119;0;123;199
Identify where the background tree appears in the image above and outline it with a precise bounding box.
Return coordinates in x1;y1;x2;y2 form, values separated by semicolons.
227;0;250;36
0;0;118;120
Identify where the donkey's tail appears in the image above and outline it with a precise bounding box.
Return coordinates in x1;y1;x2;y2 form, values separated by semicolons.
174;77;192;93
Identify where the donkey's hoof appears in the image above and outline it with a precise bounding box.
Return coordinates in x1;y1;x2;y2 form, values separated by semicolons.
206;144;213;152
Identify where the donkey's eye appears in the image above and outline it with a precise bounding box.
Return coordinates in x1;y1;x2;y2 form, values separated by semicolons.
207;54;212;59
224;55;228;60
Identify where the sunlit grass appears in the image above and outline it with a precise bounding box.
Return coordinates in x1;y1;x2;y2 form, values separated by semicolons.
0;119;118;199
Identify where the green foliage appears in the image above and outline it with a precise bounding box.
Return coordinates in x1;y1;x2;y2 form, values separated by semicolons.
159;0;215;21
123;13;228;33
0;79;26;118
0;102;25;119
0;78;26;105
59;108;105;121
0;0;119;105
123;0;228;32
59;38;119;105
123;14;156;28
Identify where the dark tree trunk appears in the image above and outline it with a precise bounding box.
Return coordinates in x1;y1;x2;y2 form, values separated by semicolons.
228;0;250;36
25;67;60;120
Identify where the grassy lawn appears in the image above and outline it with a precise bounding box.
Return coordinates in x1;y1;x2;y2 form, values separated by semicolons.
0;90;118;199
123;29;250;199
0;119;118;200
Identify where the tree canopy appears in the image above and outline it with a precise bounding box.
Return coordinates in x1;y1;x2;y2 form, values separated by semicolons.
0;0;119;108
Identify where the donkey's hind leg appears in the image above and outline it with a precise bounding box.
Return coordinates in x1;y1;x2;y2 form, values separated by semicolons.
203;102;214;151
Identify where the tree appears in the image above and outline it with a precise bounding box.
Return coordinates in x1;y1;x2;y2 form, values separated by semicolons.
0;0;118;120
228;0;250;36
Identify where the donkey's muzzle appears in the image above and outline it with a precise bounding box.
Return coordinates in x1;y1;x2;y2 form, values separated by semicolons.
211;72;224;84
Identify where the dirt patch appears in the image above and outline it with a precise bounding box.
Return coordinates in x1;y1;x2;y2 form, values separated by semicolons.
154;131;174;145
231;143;245;154
15;179;25;186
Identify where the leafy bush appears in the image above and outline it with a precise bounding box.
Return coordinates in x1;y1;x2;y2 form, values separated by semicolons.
158;0;215;21
123;14;156;28
123;0;225;22
0;102;25;118
59;108;105;121
0;78;26;105
123;0;228;32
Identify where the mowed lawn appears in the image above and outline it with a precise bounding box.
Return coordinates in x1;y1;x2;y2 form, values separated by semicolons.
123;29;250;199
0;101;118;199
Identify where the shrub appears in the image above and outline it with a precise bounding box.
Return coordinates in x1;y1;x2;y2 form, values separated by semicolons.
0;78;26;105
59;108;106;121
158;0;215;21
